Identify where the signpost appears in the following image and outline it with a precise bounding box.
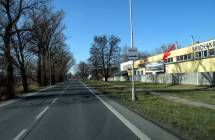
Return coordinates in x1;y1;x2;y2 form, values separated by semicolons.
128;48;138;60
129;0;137;101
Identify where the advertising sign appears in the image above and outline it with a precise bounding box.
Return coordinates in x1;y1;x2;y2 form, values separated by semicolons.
145;61;165;72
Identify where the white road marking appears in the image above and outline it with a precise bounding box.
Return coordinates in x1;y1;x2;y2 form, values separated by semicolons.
81;81;151;140
19;92;39;97
35;83;69;120
36;106;50;120
0;100;17;108
0;83;59;108
13;129;27;140
51;98;58;104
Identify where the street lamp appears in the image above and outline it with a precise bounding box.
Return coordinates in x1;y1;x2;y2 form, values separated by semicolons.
129;0;137;101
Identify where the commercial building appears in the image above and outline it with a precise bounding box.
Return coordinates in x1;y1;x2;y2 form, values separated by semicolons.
119;38;215;85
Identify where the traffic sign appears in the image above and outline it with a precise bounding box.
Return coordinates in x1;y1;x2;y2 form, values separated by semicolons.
128;48;138;60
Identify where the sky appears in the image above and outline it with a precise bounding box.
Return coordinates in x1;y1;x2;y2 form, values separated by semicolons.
52;0;215;64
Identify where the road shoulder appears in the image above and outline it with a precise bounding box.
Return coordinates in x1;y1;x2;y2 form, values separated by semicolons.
81;81;181;140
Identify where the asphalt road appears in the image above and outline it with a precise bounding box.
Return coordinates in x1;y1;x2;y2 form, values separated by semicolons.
0;80;140;140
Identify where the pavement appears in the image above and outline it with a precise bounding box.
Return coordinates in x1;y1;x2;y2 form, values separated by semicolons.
0;80;180;140
150;92;215;111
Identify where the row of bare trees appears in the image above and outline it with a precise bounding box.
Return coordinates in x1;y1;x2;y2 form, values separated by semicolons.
75;35;120;81
0;0;74;99
75;35;152;81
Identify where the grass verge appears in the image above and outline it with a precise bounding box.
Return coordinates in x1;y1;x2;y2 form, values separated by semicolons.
94;81;215;105
15;83;43;96
84;80;215;140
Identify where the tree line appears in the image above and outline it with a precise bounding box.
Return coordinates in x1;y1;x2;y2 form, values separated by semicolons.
75;35;149;81
74;35;180;81
0;0;74;99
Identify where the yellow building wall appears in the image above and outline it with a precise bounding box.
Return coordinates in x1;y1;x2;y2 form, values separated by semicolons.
145;46;193;63
130;39;215;74
166;57;215;73
146;54;163;62
134;60;144;68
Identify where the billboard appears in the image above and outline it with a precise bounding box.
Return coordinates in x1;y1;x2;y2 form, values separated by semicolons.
145;61;165;72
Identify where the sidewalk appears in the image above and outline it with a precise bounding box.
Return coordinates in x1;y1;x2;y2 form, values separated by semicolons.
149;91;215;111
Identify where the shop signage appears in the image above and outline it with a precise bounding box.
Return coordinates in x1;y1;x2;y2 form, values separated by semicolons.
145;61;164;71
192;40;215;52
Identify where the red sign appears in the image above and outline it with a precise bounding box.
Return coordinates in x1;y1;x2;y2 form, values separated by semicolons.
162;44;176;61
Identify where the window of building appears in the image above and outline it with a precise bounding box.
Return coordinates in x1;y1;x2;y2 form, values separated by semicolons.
203;50;208;57
180;55;184;61
195;52;199;59
209;49;215;56
176;56;180;61
184;55;187;60
198;51;202;58
187;54;191;60
167;57;173;63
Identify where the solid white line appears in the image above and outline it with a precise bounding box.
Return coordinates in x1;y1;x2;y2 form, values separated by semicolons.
0;83;58;108
13;129;27;140
81;81;151;140
0;100;17;108
51;98;58;104
36;106;50;120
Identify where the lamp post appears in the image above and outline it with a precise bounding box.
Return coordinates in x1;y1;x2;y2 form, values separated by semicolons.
129;0;137;101
49;49;52;86
190;35;199;85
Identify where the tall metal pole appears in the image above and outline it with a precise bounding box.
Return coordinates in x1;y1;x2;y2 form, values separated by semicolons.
190;35;198;85
190;35;194;45
129;0;136;101
49;49;52;86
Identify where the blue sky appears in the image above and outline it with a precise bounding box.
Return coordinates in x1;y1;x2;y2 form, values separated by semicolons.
52;0;215;64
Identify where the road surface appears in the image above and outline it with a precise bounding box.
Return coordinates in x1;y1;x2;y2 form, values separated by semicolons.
0;80;180;140
0;80;141;140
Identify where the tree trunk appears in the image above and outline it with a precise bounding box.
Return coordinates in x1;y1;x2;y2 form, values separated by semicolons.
4;37;15;98
37;52;42;86
20;68;28;92
95;68;99;80
104;75;108;82
41;52;47;86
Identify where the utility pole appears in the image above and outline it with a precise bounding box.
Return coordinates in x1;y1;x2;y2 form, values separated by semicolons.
190;35;195;45
129;0;137;101
49;49;52;86
190;35;198;85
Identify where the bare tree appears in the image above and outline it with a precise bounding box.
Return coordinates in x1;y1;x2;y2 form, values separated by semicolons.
76;61;90;80
120;45;129;62
53;46;75;82
0;0;45;98
153;43;178;55
90;35;120;82
11;24;32;92
29;6;65;86
88;44;101;80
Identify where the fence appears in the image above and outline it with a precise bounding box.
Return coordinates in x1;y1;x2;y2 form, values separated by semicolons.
138;72;215;86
